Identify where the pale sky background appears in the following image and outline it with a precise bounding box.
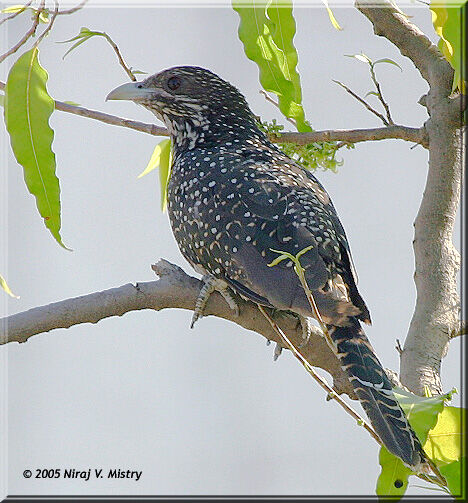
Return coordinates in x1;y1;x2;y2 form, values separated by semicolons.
0;0;462;497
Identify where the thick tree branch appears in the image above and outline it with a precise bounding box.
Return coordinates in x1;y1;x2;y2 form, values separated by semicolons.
0;259;355;398
0;80;428;147
279;125;427;147
356;0;454;92
356;0;462;395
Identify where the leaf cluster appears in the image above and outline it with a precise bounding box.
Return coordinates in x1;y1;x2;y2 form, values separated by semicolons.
258;118;353;172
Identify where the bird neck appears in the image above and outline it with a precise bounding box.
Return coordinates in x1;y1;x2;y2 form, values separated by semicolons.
168;112;270;156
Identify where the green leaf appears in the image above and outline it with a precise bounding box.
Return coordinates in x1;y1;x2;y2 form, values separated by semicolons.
38;9;49;23
376;450;412;498
138;139;172;212
345;53;372;64
0;274;19;299
232;0;311;132
4;48;68;249
430;1;466;92
376;388;450;498
364;91;380;98
439;458;465;497
267;254;289;267
425;405;465;465
59;27;108;59
1;4;49;22
321;0;342;31
373;58;403;71
1;4;28;13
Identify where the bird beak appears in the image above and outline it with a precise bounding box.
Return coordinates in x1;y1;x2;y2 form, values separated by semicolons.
106;81;152;102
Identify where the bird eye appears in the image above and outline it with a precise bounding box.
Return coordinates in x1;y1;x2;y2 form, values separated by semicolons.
167;76;181;91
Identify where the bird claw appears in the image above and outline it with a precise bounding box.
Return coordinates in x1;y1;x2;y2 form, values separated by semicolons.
220;288;239;317
190;311;201;329
273;343;283;361
191;274;239;328
298;316;312;348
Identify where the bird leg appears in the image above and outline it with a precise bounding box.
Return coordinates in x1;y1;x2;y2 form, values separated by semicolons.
191;275;239;328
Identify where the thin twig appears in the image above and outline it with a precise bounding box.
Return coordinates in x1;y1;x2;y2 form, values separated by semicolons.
0;0;33;27
257;304;383;445
450;321;467;338
333;79;390;126
33;1;59;48
102;33;136;81
260;90;297;127
57;0;89;15
396;339;403;355
0;0;45;64
369;64;395;125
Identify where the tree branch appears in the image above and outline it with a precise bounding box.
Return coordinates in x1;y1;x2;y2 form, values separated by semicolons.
57;0;89;15
356;0;462;395
0;80;429;147
278;125;427;147
0;1;33;27
333;79;390;125
0;0;45;64
0;259;355;398
356;0;454;92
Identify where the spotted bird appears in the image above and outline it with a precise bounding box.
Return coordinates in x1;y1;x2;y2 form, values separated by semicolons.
107;66;436;475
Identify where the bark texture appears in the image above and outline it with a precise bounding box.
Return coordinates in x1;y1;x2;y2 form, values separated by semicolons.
1;260;355;398
356;0;463;395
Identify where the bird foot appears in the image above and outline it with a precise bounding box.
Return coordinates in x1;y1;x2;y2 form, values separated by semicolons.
191;275;239;328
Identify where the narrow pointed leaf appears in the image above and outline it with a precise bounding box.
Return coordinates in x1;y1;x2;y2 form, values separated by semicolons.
1;4;28;13
0;274;19;299
345;53;372;64
138;139;172;212
59;27;108;59
4;48;68;248
232;0;311;132
373;58;403;71
267;254;289;267
61;36;93;59
321;0;342;30
1;4;49;22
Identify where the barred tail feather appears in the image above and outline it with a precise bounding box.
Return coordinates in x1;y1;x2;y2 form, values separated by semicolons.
328;317;426;470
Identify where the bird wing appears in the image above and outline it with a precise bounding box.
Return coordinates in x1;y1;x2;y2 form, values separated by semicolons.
203;153;368;324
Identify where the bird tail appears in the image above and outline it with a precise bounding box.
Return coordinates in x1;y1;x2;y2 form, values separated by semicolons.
327;317;427;470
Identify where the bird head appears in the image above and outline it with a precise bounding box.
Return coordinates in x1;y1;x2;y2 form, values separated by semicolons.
106;66;259;141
